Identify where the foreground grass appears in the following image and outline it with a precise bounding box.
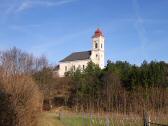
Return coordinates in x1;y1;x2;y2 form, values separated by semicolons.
59;113;143;126
37;111;168;126
37;112;143;126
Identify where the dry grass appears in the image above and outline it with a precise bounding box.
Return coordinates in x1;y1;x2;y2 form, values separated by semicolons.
60;112;143;126
0;75;42;126
37;111;168;126
37;112;64;126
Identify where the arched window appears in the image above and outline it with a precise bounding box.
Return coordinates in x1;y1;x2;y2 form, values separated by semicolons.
96;54;98;58
95;43;98;48
65;66;67;72
73;65;75;71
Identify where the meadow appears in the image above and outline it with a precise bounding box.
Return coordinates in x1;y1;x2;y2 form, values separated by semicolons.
37;111;168;126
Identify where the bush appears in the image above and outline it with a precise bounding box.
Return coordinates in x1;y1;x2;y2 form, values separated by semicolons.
0;91;15;126
0;75;43;126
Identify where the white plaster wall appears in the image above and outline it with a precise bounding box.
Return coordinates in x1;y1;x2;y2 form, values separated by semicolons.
58;59;91;77
91;50;104;69
92;36;105;52
91;36;105;69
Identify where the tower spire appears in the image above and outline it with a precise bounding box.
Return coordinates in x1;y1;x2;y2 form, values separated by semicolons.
91;28;105;69
93;28;104;38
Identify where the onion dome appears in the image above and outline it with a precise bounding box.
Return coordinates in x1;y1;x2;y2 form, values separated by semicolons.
93;28;104;38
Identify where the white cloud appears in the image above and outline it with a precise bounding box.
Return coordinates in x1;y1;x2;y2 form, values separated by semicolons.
16;0;77;12
0;0;77;15
132;0;149;58
16;1;31;12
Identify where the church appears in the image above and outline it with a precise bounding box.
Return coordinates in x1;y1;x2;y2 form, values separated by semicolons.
55;28;105;77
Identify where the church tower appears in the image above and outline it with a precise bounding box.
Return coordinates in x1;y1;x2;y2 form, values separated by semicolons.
91;28;105;69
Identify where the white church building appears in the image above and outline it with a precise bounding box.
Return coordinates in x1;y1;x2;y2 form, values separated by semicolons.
55;28;105;77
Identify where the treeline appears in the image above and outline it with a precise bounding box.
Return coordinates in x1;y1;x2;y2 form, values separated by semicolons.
105;60;168;89
66;61;168;113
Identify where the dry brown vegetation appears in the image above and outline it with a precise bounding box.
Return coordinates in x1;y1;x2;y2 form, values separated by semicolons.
0;75;42;126
0;47;44;126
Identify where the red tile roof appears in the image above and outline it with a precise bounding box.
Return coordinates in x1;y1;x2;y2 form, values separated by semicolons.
93;28;104;38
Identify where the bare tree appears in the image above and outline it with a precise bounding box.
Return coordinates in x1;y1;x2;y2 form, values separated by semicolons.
0;47;48;76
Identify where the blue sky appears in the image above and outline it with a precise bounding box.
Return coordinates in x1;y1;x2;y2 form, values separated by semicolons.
0;0;168;65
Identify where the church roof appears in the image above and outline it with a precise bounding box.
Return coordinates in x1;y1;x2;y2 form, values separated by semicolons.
60;51;91;62
92;28;104;38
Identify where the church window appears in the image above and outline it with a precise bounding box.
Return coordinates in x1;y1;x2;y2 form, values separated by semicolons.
101;43;103;48
95;43;98;48
73;66;75;71
96;54;98;58
65;66;67;72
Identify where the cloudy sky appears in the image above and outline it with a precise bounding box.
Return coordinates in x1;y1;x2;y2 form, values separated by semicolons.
0;0;168;65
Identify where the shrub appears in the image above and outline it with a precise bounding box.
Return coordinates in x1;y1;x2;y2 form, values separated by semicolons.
0;75;43;126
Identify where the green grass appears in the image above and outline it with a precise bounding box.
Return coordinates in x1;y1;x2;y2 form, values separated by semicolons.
61;116;90;126
37;112;168;126
59;113;143;126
